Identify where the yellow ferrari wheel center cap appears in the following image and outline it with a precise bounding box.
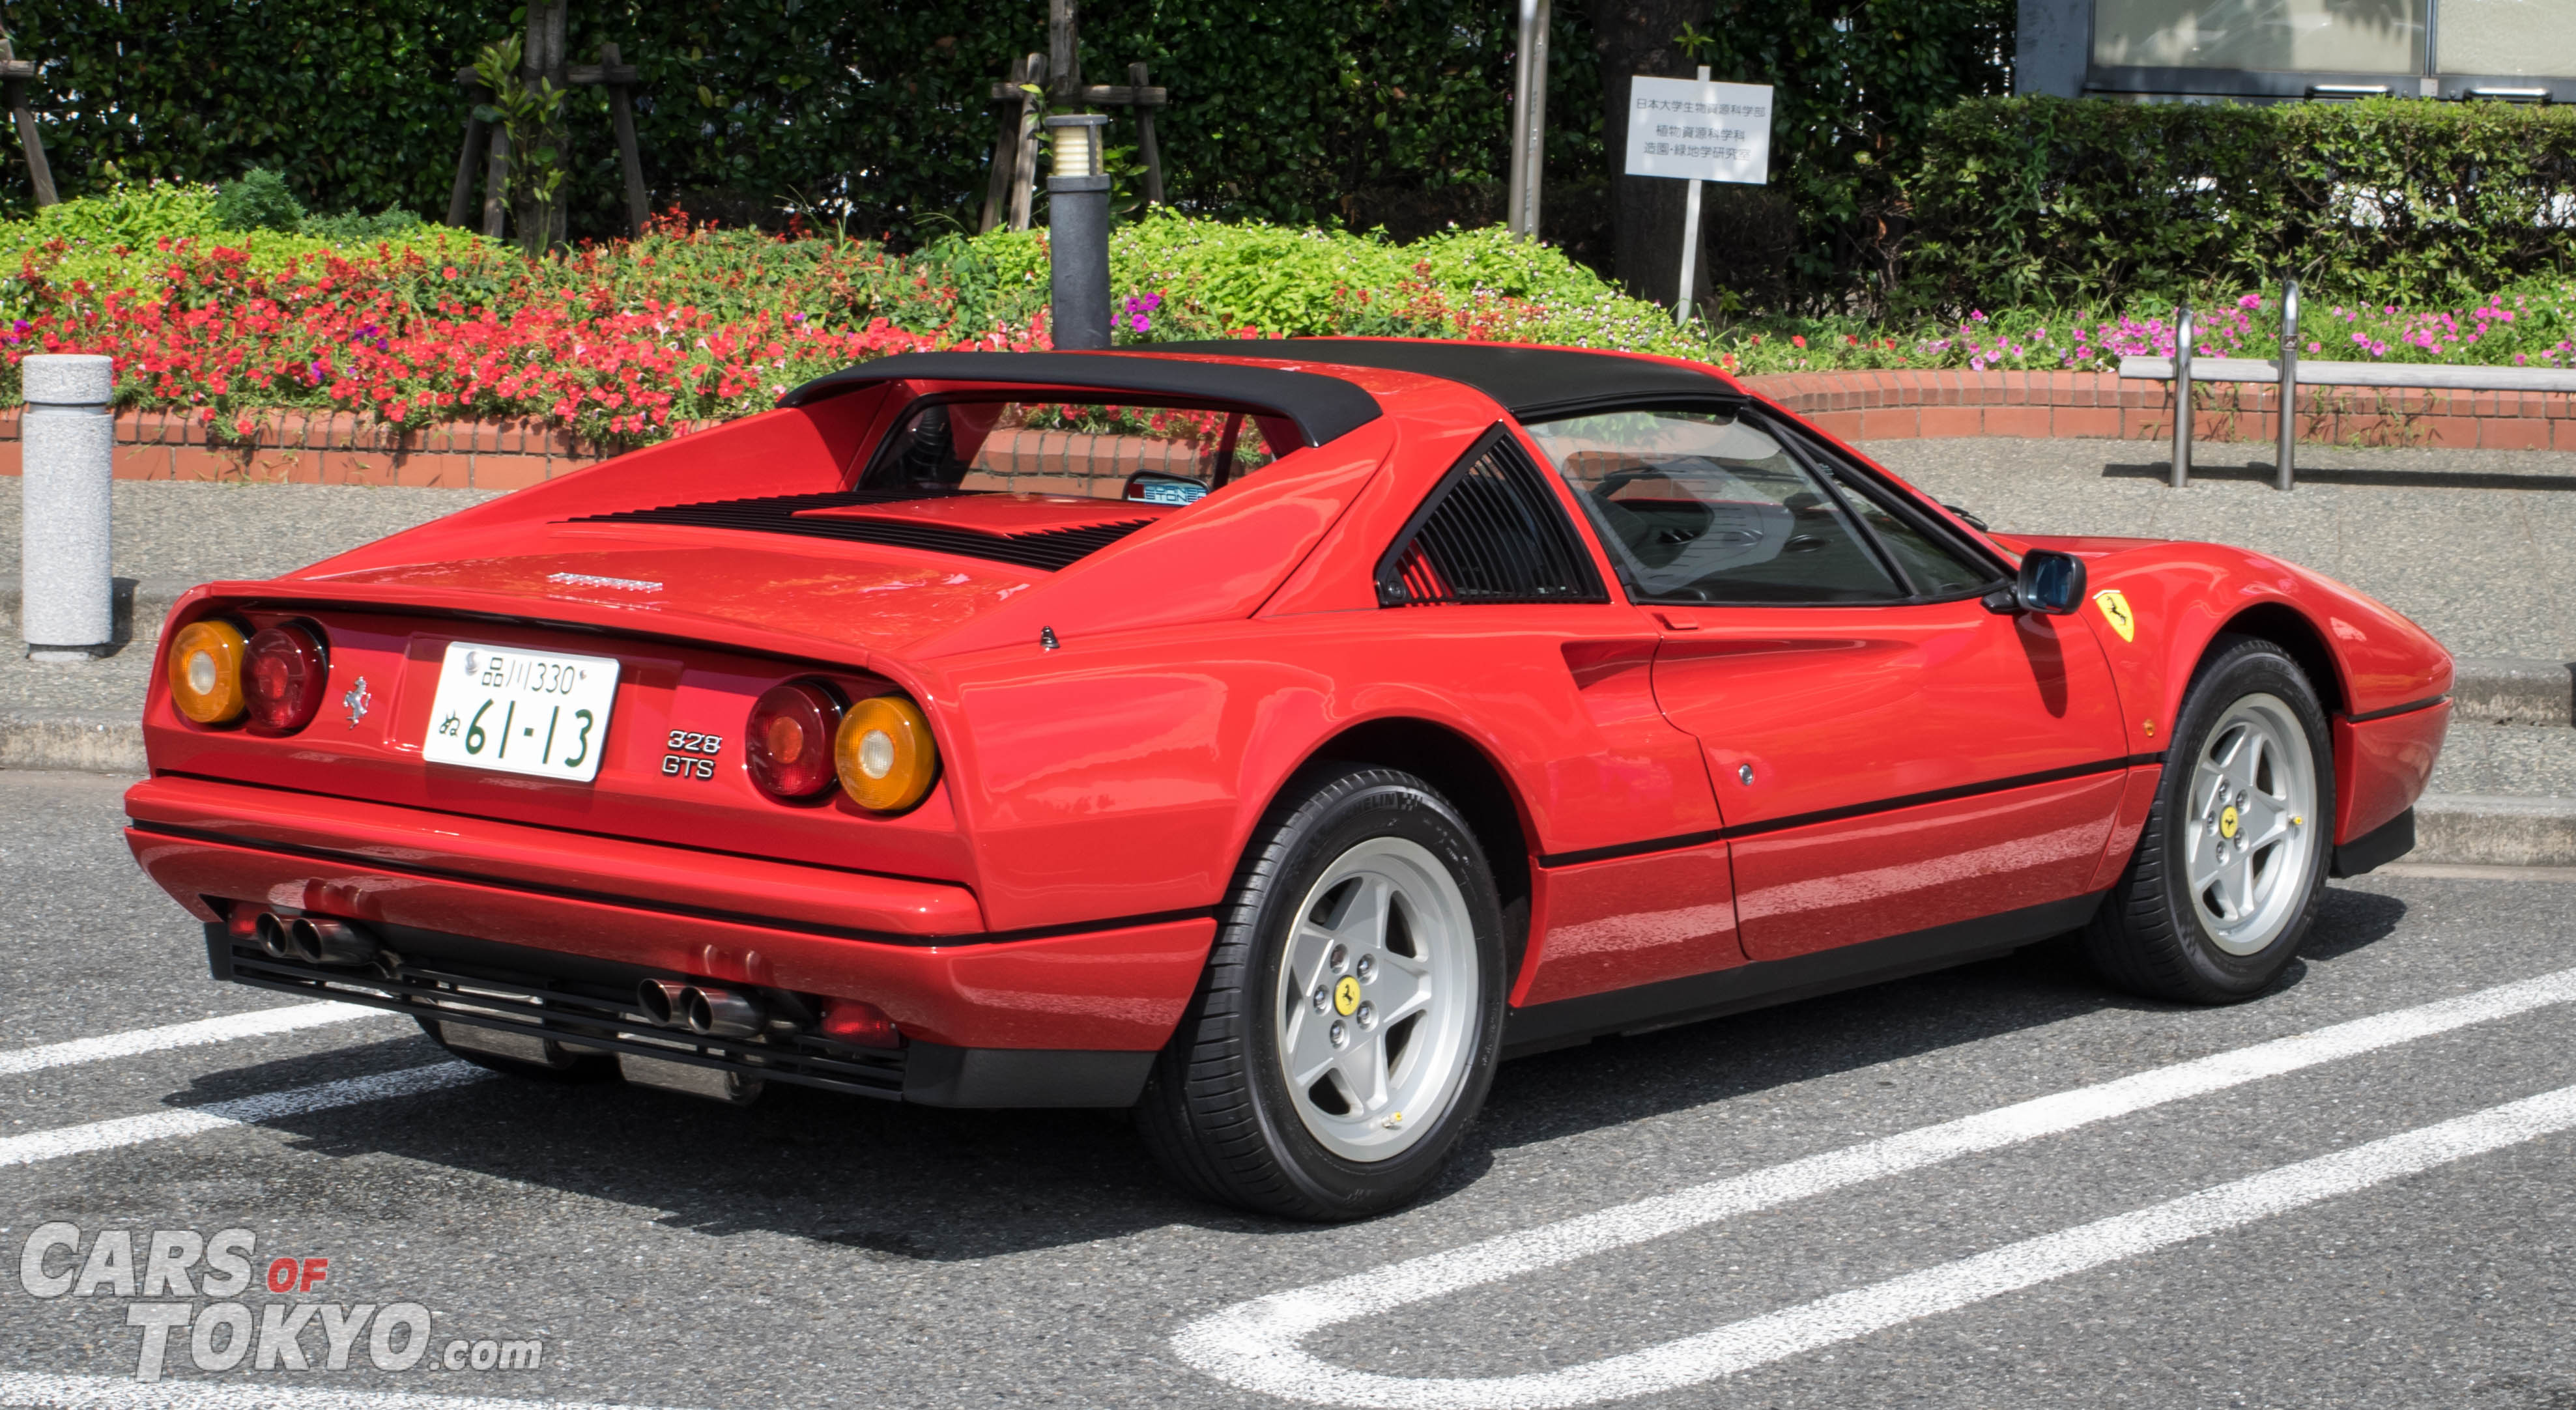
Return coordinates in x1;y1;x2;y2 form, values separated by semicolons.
2220;805;2240;839
1334;976;1361;1017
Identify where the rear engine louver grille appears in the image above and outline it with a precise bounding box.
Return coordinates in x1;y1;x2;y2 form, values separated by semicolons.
564;490;1152;572
1377;427;1607;606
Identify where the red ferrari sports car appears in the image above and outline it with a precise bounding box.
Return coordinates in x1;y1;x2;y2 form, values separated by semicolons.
126;340;2450;1219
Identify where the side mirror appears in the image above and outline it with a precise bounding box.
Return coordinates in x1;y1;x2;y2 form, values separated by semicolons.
1986;549;2087;615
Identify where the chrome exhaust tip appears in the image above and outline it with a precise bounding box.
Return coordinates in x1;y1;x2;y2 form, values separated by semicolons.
637;980;689;1026
286;916;379;966
253;911;294;959
681;985;764;1039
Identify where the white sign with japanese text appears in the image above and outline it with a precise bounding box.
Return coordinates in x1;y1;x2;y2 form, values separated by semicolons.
1623;77;1772;185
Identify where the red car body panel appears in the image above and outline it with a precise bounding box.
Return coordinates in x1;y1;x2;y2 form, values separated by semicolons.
124;341;2452;1101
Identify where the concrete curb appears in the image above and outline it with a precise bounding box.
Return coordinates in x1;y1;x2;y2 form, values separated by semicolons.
0;708;146;773
2449;657;2574;727
2412;793;2576;869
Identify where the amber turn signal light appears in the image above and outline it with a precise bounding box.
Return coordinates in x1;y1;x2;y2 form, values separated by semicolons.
835;694;937;813
167;620;249;725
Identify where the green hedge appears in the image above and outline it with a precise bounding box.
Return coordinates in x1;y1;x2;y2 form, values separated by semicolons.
1902;96;2576;313
0;0;1599;246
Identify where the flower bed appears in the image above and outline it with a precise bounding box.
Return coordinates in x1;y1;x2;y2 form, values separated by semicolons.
0;186;2569;458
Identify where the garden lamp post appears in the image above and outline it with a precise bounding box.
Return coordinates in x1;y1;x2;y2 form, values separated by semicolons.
1047;111;1113;350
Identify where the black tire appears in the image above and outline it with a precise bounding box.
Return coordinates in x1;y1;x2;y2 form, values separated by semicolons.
415;1016;618;1082
2085;636;2336;1003
1137;764;1508;1221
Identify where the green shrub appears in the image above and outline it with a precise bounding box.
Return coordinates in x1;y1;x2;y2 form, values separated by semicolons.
212;168;308;233
26;180;220;247
298;206;428;242
1902;96;2576;315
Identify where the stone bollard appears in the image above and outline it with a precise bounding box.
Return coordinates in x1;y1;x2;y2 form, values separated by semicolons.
20;354;115;661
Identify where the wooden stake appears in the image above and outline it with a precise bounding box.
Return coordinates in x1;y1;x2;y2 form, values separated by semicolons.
1049;0;1080;103
600;43;650;237
982;53;1033;234
482;126;511;240
1009;53;1046;232
0;37;55;209
1130;62;1164;206
448;75;490;229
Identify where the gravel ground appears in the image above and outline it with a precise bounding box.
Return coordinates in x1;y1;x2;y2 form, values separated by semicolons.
1;481;494;585
1865;438;2576;661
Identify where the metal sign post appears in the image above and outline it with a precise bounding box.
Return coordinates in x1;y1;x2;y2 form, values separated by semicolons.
2276;277;2300;492
1622;72;1771;326
1506;0;1553;240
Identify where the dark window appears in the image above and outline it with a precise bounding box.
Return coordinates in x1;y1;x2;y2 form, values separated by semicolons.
860;397;1291;505
1789;432;2003;601
1377;427;1609;607
1523;408;1905;605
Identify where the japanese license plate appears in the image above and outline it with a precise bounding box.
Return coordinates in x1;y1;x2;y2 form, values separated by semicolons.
422;642;621;782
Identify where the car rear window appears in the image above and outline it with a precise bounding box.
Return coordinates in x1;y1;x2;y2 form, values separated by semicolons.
859;397;1297;505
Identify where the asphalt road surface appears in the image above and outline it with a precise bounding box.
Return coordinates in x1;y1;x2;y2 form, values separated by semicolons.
4;769;2571;1409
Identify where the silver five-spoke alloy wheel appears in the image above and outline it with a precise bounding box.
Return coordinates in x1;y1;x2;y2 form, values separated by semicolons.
1272;836;1478;1162
2184;692;2320;955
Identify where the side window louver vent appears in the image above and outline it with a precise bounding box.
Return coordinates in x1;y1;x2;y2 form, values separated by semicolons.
1377;427;1607;607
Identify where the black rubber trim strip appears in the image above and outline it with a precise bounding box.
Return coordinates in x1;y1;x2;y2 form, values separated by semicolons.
777;350;1382;447
1126;339;1741;421
1537;754;2166;867
2343;694;2450;724
132;819;1214;948
1502;890;2106;1055
1538;829;1728;869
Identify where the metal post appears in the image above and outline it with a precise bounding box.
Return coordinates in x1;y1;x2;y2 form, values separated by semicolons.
2276;277;2300;492
20;354;114;660
1047;113;1113;350
1672;64;1710;325
1506;0;1551;239
2170;305;2194;488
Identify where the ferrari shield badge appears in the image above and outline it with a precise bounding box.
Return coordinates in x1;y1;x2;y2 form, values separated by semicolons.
2093;589;2138;643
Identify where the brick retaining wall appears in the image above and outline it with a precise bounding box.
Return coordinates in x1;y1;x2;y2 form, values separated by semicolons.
0;368;2566;486
1737;369;2576;452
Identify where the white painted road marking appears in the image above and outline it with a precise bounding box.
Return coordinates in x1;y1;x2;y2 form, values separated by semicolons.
1186;1082;2576;1409
0;1002;395;1076
1177;966;2576;1405
0;1370;700;1410
0;1063;491;1169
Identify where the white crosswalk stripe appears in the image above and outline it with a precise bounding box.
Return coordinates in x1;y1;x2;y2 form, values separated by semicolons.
0;1003;395;1077
0;1063;491;1170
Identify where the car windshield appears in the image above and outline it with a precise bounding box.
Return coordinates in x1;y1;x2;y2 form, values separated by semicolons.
859;398;1295;505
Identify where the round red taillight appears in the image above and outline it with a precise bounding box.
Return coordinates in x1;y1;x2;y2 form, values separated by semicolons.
745;681;842;800
242;623;328;735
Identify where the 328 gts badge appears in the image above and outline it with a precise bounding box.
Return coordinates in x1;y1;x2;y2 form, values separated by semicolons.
662;729;723;781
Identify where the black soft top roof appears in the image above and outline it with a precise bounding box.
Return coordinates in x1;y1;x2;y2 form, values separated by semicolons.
1128;339;1741;421
778;349;1382;447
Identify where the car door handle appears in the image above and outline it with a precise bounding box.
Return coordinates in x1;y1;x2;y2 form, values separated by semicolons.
1655;611;1701;631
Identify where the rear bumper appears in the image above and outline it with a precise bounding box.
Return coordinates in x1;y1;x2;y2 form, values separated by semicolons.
126;774;1214;1056
204;924;1157;1107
